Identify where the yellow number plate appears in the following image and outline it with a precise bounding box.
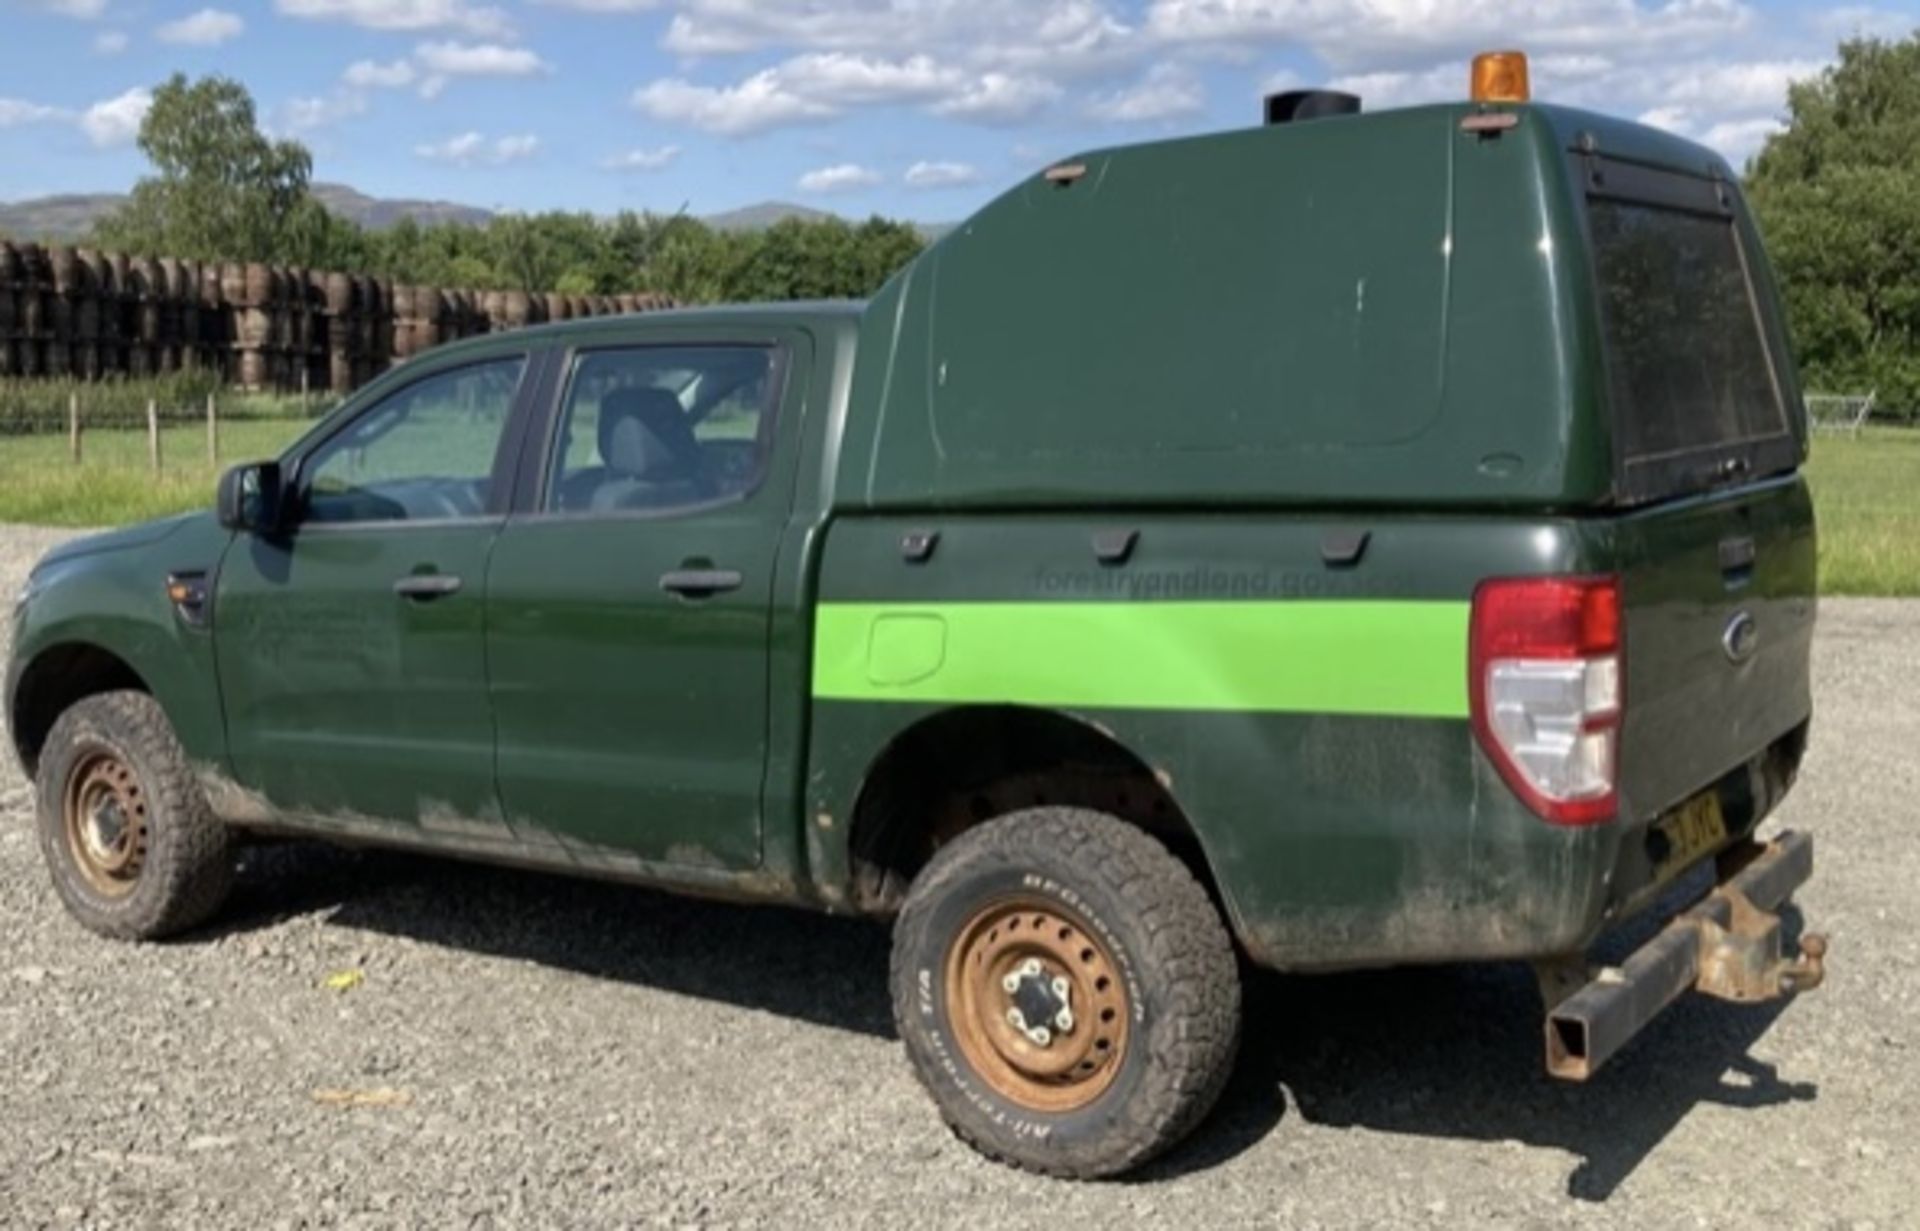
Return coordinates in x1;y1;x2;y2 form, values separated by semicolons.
1653;791;1728;882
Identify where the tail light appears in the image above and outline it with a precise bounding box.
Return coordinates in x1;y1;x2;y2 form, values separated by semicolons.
1469;575;1622;826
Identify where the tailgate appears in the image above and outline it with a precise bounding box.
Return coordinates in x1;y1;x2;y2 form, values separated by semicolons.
1610;475;1816;820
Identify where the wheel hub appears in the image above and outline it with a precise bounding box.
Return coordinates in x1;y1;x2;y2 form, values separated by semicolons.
943;898;1131;1113
62;751;149;897
1002;958;1073;1047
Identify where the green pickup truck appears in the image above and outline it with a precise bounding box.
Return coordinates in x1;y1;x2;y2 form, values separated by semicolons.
7;63;1826;1178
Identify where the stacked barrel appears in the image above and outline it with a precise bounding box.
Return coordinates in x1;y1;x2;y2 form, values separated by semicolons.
0;240;674;392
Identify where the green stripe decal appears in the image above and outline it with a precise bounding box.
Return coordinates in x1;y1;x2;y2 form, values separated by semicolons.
812;601;1470;718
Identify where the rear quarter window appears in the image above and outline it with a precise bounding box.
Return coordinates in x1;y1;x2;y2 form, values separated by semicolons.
1587;194;1791;491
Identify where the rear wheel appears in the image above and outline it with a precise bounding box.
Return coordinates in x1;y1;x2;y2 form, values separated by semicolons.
890;807;1240;1178
34;691;234;940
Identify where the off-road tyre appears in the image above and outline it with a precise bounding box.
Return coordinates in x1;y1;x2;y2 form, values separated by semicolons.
891;807;1240;1178
34;690;234;940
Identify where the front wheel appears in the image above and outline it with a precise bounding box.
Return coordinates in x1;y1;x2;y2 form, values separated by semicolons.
34;690;234;940
890;808;1241;1178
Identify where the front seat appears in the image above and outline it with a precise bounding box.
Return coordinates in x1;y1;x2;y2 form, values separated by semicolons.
589;387;713;512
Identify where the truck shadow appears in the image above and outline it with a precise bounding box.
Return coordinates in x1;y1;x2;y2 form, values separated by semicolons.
214;843;1816;1199
220;841;900;1038
1170;956;1816;1198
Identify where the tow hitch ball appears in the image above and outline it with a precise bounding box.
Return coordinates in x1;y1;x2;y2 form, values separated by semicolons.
1696;888;1827;1001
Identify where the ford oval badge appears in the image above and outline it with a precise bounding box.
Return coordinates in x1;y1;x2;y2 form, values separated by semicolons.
1722;611;1759;664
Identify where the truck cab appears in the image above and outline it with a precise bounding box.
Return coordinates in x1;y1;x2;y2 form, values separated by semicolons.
7;53;1825;1179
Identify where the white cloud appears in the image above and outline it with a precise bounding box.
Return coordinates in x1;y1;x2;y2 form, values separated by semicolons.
930;72;1063;123
493;134;539;160
797;162;882;193
281;90;370;132
602;144;681;171
156;8;244;46
536;0;662;9
1085;63;1203;122
904;160;980;188
1145;0;1755;71
79;87;151;147
92;29;128;55
414;131;540;165
777;52;961;104
411;40;549;100
415;41;549;77
1698;116;1786;164
344;58;417;89
632;72;836;136
1323;64;1460;110
634;52;1072;136
0;99;69;127
660;0;1135;77
274;0;512;39
21;0;107;17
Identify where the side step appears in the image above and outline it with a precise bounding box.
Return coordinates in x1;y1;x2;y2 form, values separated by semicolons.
1545;830;1826;1081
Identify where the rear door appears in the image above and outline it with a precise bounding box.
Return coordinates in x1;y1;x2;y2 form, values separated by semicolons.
484;332;809;869
1579;157;1816;822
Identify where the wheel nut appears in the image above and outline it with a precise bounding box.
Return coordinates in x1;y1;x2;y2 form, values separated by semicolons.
1006;1007;1027;1030
1028;1026;1052;1047
1001;973;1021;994
1055;1008;1074;1033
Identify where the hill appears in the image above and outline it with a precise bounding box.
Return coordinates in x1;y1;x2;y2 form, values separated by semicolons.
704;201;840;232
0;188;951;244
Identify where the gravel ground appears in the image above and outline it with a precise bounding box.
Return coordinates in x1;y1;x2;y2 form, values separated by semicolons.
1;523;1914;1229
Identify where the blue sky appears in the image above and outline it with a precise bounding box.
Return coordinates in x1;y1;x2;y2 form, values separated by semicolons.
2;0;1916;221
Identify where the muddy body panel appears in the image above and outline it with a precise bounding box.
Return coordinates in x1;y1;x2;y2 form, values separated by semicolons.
799;507;1808;970
6;513;234;775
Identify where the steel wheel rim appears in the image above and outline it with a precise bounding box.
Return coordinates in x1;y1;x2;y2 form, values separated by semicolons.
943;896;1132;1114
62;749;149;897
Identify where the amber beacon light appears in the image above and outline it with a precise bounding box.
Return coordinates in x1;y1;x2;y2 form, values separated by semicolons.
1471;51;1531;103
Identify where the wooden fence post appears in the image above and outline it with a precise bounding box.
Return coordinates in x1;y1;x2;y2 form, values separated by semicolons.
68;391;81;464
206;392;218;466
147;398;160;473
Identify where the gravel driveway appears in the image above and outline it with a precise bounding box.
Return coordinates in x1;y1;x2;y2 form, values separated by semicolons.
2;524;1913;1229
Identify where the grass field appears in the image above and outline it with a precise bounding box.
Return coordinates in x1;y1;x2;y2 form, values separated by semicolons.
0;420;1915;596
0;418;315;526
1802;426;1920;596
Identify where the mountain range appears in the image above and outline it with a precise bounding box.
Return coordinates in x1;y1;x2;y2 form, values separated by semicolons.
0;184;908;243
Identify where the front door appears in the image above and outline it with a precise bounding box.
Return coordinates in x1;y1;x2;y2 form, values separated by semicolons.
485;337;808;868
214;353;536;829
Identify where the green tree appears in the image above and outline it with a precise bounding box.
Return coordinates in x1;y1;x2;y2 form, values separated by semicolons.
85;77;928;304
93;74;325;265
1749;34;1920;415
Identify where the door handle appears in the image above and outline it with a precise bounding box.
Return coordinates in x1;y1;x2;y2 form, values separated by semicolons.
659;568;743;598
393;574;463;600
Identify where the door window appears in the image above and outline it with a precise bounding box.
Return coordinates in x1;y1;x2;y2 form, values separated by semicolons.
546;346;778;514
302;357;527;524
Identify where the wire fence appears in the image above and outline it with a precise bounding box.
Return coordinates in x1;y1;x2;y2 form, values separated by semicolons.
0;373;330;475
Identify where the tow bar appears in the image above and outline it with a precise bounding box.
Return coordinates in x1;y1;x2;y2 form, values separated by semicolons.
1544;830;1826;1081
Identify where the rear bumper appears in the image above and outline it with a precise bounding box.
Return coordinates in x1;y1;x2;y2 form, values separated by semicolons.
1544;830;1825;1080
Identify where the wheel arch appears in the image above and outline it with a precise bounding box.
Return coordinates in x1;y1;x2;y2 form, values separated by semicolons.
841;703;1240;931
8;641;152;777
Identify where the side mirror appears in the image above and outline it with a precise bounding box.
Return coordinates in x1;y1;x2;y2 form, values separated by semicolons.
216;461;285;533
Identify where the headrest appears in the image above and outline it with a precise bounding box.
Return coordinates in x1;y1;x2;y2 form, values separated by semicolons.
597;386;699;479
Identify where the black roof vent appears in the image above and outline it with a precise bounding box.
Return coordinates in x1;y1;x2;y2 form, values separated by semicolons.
1264;90;1361;125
